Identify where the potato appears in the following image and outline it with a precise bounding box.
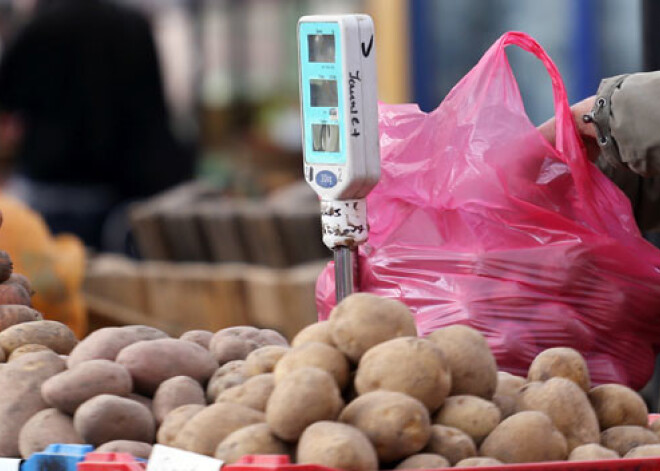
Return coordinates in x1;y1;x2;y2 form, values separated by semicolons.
157;404;205;446
339;391;431;462
128;393;153;411
152;376;206;424
455;457;503;467
209;327;288;365
480;411;568;463
244;346;288;376
625;444;660;458
41;359;133;414
7;274;34;296
206;360;248;402
174;403;264;456
600;426;660;456
18;408;83;458
216;374;275;412
569;444;620;461
424;425;476;465
274;342;349;389
426;325;497;399
258;329;288;347
527;347;590;392
517;377;599;451
74;394;155;446
434;395;501;445
0;351;66;457
180;330;213;349
209;336;253;365
116;338;217;395
266;367;343;442
588;384;648;429
297;421;378;471
67;325;168;368
0;283;31;306
0;320;77;355
8;343;52;361
652;418;660;436
492;372;526;418
0;305;42;332
96;441;153;460
0;251;12;283
215;423;289;463
395;454;449;469
292;322;334;348
329;293;417;363
355;337;451;412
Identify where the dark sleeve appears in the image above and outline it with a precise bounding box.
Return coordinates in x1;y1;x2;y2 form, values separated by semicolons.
0;22;39;111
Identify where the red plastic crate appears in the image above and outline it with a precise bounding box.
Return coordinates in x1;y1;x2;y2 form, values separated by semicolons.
78;452;146;471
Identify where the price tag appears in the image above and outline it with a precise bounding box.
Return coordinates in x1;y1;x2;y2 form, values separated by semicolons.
0;458;21;471
147;445;223;471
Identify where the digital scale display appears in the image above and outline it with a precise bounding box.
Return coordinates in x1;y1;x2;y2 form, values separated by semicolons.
308;34;335;63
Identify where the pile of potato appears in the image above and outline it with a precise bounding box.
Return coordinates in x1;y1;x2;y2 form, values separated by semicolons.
2;286;660;470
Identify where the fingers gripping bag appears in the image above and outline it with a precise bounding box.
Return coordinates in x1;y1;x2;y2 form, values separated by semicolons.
317;32;660;389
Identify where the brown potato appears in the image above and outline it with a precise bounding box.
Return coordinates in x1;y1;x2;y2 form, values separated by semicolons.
588;384;648;429
624;444;660;458
216;374;275;412
8;344;52;361
96;441;153;460
244;346;288;376
492;372;526;419
0;320;77;355
480;411;568;463
568;444;620;461
215;423;289;463
180;330;213;349
527;347;590;392
7;274;34;296
152;376;206;424
174;403;264;456
116;338;217;395
0;251;12;283
209;336;253;365
157;404;205;446
67;325;168;368
74;394;155;446
424;425;476;465
426;325;497;399
339;390;431;463
434;395;501;445
297;421;378;471
0;351;66;457
266;367;343;442
291;322;334;348
395;454;450;469
18;408;83;459
600;426;660;456
206;360;248;402
355;337;451;412
517;377;599;451
0;305;42;332
41;359;133;414
274;342;349;389
455;457;503;467
329;293;417;363
209;327;288;365
0;283;31;306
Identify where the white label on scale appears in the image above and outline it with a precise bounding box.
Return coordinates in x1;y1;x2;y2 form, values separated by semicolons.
0;458;21;471
147;445;224;471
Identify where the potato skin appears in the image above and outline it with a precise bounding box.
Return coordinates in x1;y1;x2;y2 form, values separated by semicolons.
340;390;431;463
74;394;155;446
116;338;217;395
174;403;265;456
329;293;417;363
18;408;83;458
568;444;620;461
152;375;206;424
41;359;133;414
395;454;450;469
216;373;275;412
215;423;289;463
426;325;497;399
493;372;526;419
455;457;504;467
434;395;501;445
0;320;77;355
0;305;43;332
624;444;660;458
588;384;648;429
480;411;568;463
292;322;334;348
527;347;590;392
206;360;248;402
210;327;288;365
424;425;476;465
600;426;660;456
274;342;349;389
8;344;52;361
297;421;378;471
157;404;205;446
244;346;288;376
355;337;451;412
266;367;344;442
0;283;31;307
96;441;153;460
180;330;213;350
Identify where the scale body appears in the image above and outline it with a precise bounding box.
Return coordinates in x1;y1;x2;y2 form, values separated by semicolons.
297;14;380;301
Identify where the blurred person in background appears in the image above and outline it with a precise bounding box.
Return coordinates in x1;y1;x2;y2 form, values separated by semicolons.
0;0;194;253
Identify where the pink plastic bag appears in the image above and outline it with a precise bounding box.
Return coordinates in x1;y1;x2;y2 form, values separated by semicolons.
317;32;660;389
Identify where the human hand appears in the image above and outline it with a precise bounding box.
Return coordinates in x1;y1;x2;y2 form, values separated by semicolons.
537;96;600;162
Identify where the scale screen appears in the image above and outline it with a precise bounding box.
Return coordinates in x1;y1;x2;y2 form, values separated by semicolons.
308;34;335;63
310;79;338;107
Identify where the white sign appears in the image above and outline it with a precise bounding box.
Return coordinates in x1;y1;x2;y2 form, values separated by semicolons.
0;458;21;471
147;445;223;471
